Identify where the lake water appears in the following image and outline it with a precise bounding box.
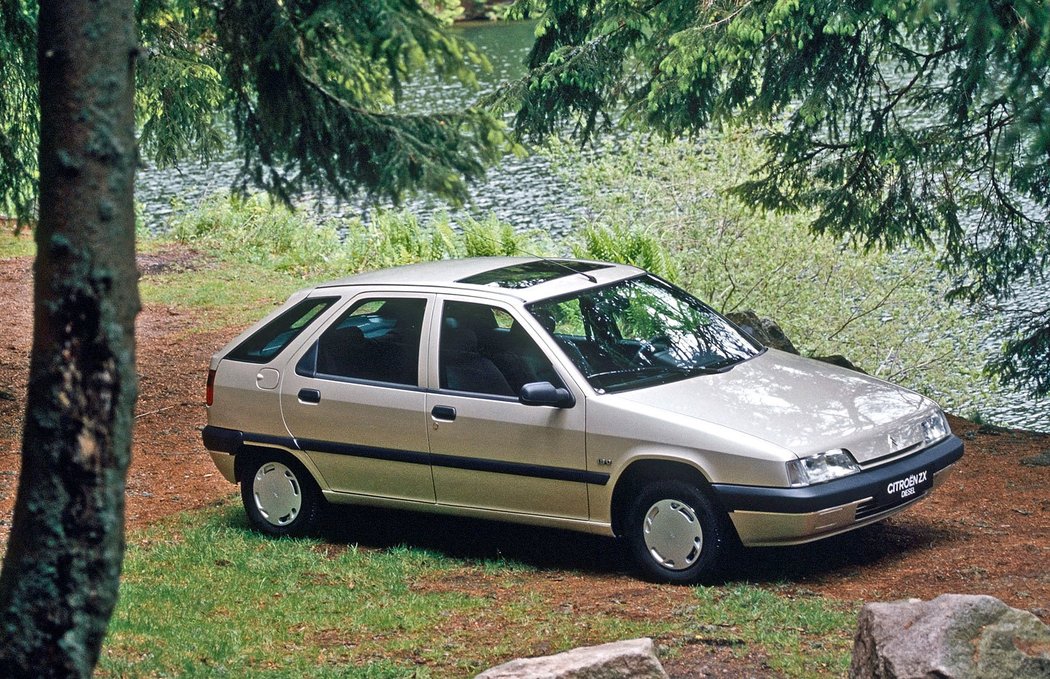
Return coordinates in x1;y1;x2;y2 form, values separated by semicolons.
137;21;1048;432
137;22;585;239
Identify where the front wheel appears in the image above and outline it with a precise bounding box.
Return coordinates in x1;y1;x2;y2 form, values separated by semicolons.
240;453;323;537
624;480;729;584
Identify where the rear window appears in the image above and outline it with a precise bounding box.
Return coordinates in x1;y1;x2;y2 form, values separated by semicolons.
225;297;338;364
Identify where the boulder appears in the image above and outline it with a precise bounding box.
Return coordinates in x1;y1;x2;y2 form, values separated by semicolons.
725;310;798;354
811;353;866;374
475;638;668;679
849;594;1050;679
726;310;868;372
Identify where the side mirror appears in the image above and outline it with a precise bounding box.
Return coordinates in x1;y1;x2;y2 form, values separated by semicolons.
519;381;575;408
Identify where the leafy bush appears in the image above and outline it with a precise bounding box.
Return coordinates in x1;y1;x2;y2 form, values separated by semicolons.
166;194;553;281
345;210;460;270
168;194;349;277
551;131;992;410
571;222;676;280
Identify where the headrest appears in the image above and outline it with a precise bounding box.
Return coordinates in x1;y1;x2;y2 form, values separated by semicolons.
442;326;478;353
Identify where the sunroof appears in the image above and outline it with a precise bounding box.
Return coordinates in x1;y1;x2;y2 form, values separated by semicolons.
458;260;608;289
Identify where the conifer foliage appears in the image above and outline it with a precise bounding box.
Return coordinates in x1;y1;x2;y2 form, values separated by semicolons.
494;0;1050;396
210;0;510;204
3;0;513;215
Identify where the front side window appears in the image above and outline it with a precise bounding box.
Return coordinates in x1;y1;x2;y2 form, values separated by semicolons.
301;297;426;385
439;301;562;396
529;276;762;393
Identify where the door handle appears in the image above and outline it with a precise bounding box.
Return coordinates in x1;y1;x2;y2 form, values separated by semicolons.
298;388;321;404
431;405;456;421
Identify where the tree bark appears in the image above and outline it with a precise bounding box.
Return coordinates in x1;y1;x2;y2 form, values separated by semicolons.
0;1;138;676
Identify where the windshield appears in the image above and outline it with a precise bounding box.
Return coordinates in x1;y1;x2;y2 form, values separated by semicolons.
528;275;763;392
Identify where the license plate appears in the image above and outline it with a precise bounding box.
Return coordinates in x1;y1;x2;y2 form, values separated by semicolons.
882;469;932;504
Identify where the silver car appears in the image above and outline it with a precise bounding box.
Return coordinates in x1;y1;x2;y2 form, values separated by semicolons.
203;257;963;583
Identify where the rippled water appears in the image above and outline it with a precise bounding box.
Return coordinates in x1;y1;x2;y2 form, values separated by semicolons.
137;21;1048;431
979;286;1050;432
137;22;587;239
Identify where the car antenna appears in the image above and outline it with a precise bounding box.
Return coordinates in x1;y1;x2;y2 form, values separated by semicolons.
537;252;599;284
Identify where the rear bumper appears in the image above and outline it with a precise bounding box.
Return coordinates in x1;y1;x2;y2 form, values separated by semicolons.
712;435;963;546
202;426;241;483
208;451;238;483
202;425;243;454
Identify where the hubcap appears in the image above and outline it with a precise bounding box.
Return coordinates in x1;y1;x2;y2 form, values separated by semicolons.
253;462;302;526
643;498;703;570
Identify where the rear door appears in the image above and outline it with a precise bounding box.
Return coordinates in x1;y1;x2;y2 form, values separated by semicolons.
425;297;591;519
281;293;436;503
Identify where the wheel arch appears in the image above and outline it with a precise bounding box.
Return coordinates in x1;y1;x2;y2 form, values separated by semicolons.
234;444;324;490
610;458;723;537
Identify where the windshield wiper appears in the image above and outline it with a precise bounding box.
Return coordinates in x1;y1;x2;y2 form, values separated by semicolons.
681;359;738;375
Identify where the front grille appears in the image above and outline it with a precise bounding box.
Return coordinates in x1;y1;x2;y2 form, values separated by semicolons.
854;490;926;521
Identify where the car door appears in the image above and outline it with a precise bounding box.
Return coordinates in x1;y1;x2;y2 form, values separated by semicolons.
281;293;436;503
425;297;590;519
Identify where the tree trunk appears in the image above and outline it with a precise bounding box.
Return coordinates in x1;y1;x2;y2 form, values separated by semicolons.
0;1;138;676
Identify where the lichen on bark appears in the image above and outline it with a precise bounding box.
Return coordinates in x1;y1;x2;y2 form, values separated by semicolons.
0;0;139;676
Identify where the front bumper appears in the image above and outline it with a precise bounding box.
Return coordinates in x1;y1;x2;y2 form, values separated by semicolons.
712;435;964;546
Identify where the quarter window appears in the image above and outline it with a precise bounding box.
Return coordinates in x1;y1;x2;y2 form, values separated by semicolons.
226;297;338;364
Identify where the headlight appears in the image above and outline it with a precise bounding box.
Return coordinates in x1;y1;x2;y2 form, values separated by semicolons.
921;410;949;445
786;449;861;487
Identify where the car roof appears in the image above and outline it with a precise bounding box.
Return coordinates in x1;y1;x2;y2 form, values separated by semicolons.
315;257;646;303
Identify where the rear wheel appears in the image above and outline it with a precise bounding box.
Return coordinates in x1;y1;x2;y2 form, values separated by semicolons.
240;453;323;537
624;480;729;584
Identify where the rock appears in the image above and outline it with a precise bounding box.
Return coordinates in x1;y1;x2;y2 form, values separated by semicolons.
811;353;866;374
725;310;799;354
725;310;867;372
475;638;668;679
1021;451;1050;467
849;594;1050;679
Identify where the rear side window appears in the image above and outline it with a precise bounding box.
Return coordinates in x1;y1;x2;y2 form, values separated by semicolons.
301;297;427;385
226;297;338;364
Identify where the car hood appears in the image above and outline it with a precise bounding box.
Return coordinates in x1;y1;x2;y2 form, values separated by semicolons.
611;349;935;463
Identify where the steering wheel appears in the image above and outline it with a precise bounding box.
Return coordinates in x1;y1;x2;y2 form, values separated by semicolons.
635;334;671;363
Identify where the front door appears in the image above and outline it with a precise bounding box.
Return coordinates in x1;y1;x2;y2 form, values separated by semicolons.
425;298;590;519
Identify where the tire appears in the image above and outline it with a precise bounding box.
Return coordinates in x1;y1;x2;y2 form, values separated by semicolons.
624;479;729;584
240;452;323;537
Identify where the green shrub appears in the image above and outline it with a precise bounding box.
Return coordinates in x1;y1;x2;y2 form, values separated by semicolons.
168;194;350;277
462;214;552;257
165;195;553;281
346;210;460;269
571;223;676;280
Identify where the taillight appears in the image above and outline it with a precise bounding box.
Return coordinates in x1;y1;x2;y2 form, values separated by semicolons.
206;368;216;406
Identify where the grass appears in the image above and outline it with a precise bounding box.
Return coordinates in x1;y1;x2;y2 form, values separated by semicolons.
0;223;35;257
165;194;553;282
100;501;857;678
130;195;557;332
137;261;304;330
686;585;856;676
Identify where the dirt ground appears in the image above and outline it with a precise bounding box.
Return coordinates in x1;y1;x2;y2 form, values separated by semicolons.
0;247;1047;677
